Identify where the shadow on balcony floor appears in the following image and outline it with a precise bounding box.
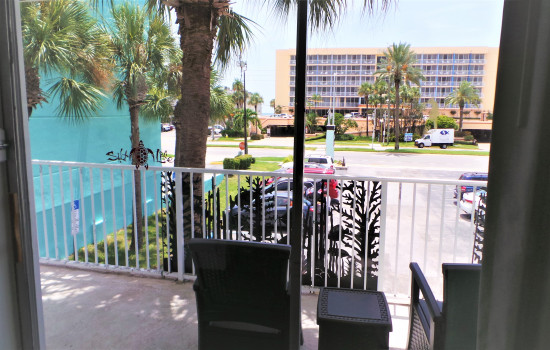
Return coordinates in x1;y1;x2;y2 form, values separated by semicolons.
40;265;407;349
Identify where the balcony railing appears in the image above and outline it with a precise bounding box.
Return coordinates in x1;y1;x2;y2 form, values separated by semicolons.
34;160;487;298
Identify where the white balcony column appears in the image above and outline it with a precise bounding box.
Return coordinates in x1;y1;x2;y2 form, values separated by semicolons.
478;0;550;349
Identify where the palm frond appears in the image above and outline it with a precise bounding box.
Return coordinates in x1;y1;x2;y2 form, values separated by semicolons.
215;10;256;70
48;78;105;122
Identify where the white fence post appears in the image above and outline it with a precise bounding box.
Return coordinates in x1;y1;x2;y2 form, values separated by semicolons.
175;171;184;281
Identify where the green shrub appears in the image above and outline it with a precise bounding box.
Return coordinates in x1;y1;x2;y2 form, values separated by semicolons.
223;158;239;169
250;133;263;140
306;133;326;141
425;115;458;130
413;133;422;140
455;131;472;137
335;134;354;141
235;154;254;169
389;134;405;142
222;129;243;137
464;134;474;141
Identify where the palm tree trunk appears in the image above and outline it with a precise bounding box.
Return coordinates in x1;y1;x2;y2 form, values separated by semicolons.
129;105;144;251
366;95;369;137
394;81;401;150
173;3;216;244
459;105;464;132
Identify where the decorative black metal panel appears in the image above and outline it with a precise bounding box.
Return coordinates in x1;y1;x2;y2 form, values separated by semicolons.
472;192;486;264
161;173;383;289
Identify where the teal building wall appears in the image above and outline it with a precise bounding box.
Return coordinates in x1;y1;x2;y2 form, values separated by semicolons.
30;93;162;261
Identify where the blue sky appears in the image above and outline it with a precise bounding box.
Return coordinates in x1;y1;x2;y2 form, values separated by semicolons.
219;0;505;113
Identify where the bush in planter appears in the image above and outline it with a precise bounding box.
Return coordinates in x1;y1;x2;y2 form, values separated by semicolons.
450;110;457;115
464;134;475;141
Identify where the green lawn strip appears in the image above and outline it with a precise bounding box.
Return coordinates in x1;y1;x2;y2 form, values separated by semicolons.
385;148;489;156
334;147;489;156
70;214;166;270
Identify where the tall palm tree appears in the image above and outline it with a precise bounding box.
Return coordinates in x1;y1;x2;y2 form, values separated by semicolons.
145;0;391;168
108;2;176;249
210;70;233;125
444;81;481;131
310;93;323;115
370;78;388;141
248;92;264;114
358;82;374;135
376;42;423;149
231;79;245;109
270;98;276;111
21;0;112;118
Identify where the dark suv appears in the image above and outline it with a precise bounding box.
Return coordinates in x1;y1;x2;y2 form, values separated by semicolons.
454;172;488;199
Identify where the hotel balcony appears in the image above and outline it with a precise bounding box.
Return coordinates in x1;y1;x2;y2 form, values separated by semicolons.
35;161;486;350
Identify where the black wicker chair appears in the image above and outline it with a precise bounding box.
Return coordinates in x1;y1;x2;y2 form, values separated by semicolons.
189;239;298;350
407;263;481;350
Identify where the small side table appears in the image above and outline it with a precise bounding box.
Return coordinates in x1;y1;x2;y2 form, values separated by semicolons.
317;287;392;350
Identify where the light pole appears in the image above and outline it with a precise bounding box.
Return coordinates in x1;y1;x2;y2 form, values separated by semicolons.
325;72;336;158
239;59;248;154
374;102;378;149
386;98;391;145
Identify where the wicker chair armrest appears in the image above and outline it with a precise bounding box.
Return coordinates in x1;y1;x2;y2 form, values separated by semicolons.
410;263;442;319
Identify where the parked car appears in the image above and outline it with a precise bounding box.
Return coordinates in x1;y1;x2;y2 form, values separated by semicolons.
459;189;487;215
161;123;173;132
229;192;313;231
285;163;335;175
305;154;335;171
454;172;489;199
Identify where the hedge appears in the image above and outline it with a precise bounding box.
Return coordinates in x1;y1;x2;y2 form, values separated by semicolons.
224;155;256;170
223;158;240;169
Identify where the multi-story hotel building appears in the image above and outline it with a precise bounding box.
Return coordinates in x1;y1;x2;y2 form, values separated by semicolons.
275;47;499;116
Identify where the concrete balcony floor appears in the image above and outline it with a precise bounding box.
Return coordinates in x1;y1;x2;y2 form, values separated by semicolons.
41;265;409;349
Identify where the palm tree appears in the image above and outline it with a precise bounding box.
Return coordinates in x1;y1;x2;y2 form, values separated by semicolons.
358;82;374;135
306;113;318;134
376;42;424;150
248;92;264;114
310;93;323;115
444;81;481;131
370;78;388;141
270;98;276;111
145;0;391;167
231;79;245;109
210;70;233;125
21;0;111;118
108;2;175;249
145;0;391;242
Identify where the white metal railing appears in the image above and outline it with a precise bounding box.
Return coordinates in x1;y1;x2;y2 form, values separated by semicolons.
33;160;487;299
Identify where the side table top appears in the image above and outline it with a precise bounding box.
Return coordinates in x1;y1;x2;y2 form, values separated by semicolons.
317;288;392;328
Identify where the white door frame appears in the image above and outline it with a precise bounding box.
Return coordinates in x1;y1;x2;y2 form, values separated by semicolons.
0;0;45;348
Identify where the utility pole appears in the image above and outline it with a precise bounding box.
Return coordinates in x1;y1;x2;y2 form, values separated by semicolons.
239;58;248;154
